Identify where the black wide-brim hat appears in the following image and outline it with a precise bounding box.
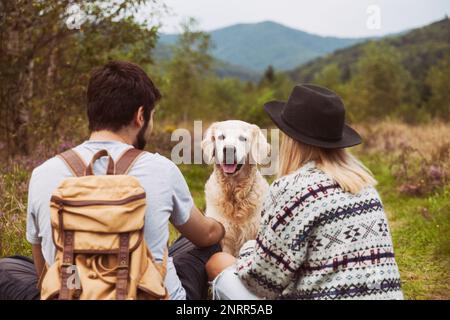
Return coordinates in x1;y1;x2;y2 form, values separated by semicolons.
264;84;362;149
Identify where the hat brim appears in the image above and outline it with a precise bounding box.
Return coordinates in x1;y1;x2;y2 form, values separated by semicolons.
264;100;362;149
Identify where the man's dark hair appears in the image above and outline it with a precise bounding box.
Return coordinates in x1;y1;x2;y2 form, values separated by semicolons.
87;61;161;132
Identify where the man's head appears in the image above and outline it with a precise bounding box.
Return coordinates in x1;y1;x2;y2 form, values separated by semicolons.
87;61;161;149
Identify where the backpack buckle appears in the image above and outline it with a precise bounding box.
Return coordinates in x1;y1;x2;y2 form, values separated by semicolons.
118;256;129;269
118;233;130;269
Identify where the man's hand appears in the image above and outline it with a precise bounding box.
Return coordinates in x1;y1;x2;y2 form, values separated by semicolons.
175;205;225;248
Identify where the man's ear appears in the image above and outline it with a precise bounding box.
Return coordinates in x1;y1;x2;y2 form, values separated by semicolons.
135;106;145;128
148;109;155;133
250;125;270;165
202;123;217;164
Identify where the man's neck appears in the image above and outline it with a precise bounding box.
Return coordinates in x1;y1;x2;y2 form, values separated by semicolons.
89;130;133;145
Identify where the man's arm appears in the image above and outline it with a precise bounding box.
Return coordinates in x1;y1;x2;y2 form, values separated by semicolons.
32;244;45;277
27;170;45;277
175;205;225;248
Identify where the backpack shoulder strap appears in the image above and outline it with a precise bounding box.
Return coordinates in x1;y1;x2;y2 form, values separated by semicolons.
160;248;168;279
115;148;145;175
57;149;87;177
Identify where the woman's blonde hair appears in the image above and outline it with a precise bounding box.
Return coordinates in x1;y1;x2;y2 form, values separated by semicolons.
277;132;376;194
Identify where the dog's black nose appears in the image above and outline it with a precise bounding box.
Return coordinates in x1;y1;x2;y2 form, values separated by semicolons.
223;146;236;163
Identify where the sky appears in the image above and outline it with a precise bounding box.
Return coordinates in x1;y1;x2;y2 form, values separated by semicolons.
150;0;450;37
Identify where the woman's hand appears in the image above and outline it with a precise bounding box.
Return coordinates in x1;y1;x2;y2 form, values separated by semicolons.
205;252;236;281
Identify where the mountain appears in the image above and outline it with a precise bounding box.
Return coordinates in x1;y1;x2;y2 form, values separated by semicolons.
153;42;260;82
213;60;261;82
158;21;364;72
288;18;450;84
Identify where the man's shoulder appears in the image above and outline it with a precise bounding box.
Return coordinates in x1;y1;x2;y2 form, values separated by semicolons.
134;151;179;172
28;154;73;204
136;151;176;168
31;154;67;178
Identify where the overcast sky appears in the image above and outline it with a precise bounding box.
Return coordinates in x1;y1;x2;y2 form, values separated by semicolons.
152;0;450;37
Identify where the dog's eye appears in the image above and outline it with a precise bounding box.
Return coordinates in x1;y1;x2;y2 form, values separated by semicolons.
217;134;225;140
239;136;247;142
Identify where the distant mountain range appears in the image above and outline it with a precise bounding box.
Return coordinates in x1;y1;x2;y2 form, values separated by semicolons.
158;21;364;73
156;18;449;83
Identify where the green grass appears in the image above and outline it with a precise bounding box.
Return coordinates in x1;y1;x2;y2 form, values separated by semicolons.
1;156;448;300
0;165;32;258
178;164;213;211
360;155;450;299
168;164;213;244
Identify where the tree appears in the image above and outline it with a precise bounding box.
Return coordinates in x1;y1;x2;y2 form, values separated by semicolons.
425;56;450;120
313;63;342;92
160;18;213;123
0;0;162;156
344;42;412;121
259;65;275;86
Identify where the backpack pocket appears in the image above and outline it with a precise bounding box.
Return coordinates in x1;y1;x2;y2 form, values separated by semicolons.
136;257;168;300
40;262;62;300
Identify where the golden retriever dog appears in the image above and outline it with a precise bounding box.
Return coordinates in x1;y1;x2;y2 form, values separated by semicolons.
202;120;270;256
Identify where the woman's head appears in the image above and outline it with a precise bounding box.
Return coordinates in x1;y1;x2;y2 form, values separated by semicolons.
278;132;376;194
264;84;373;193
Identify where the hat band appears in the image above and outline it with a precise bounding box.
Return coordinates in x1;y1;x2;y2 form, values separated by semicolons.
280;113;343;142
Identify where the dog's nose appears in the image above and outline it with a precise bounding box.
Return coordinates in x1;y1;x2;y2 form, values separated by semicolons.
223;146;236;163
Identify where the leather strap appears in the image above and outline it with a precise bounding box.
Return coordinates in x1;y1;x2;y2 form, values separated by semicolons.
111;148;143;299
59;231;74;300
156;249;169;280
85;149;115;176
58;149;86;177
116;233;130;300
115;148;144;175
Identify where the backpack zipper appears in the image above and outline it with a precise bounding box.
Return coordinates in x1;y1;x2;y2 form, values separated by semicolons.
51;193;146;207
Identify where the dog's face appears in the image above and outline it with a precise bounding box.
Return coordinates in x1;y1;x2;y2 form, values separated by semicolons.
202;120;270;176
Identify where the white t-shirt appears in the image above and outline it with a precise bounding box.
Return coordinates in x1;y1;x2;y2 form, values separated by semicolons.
26;140;193;300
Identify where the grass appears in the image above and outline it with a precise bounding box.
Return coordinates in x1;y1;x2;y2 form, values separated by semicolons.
0;164;32;258
360;155;450;299
168;164;213;244
179;164;212;212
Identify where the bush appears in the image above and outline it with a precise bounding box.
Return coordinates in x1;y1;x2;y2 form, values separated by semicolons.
355;121;450;195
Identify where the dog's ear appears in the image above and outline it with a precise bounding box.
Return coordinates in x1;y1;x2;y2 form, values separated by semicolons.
202;123;217;164
250;125;270;165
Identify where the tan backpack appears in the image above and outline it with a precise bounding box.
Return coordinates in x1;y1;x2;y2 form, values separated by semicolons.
40;148;169;300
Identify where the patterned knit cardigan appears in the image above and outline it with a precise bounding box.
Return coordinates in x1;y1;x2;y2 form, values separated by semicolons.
236;161;403;300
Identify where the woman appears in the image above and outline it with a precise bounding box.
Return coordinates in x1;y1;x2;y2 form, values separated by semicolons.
206;84;403;300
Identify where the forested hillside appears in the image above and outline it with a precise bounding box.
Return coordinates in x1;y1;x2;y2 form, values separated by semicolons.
287;18;450;122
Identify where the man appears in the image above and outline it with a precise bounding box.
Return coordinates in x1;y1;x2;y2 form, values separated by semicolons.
0;61;225;300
